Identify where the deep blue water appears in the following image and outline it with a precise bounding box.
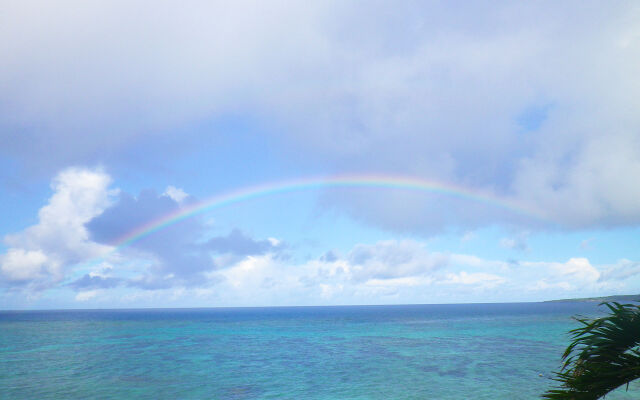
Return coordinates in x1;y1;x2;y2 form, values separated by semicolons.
1;302;639;399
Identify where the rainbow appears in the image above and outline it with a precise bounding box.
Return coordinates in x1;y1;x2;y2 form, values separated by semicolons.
111;174;546;251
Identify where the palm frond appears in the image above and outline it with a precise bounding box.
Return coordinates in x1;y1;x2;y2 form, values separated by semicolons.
542;302;640;400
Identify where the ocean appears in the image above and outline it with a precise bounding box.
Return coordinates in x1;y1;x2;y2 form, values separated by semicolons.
1;302;638;399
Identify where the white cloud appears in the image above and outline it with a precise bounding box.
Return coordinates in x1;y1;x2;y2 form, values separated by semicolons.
519;257;608;296
0;167;116;288
442;272;506;288
75;290;100;302
0;249;48;282
218;255;271;289
213;254;312;305
163;186;188;204
552;258;601;283
347;240;447;282
207;241;638;305
599;259;640;281
5;230;628;306
208;240;452;305
88;262;114;278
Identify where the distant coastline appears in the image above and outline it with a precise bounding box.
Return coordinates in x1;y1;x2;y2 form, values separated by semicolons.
546;294;640;303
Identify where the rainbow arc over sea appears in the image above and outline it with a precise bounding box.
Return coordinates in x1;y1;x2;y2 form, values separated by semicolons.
111;174;546;252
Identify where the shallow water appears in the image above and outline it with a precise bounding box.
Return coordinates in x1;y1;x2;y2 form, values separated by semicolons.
1;302;639;399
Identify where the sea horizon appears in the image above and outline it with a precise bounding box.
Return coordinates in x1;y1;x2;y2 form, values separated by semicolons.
3;294;629;312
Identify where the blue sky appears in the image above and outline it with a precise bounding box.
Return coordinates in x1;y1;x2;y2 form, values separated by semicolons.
1;1;640;309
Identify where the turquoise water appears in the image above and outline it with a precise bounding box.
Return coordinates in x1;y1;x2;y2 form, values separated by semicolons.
1;302;639;399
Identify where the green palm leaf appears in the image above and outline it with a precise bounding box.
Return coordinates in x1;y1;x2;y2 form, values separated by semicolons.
543;302;640;399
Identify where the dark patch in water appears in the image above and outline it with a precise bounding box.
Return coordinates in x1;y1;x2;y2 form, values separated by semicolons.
222;384;264;400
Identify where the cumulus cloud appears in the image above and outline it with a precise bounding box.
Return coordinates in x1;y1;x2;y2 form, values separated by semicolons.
0;249;48;282
0;167;289;295
0;168;115;289
210;240;639;305
554;258;601;282
208;239;514;305
346;240;447;282
294;243;639;303
517;257;609;295
163;186;189;204
295;240;514;302
1;2;640;231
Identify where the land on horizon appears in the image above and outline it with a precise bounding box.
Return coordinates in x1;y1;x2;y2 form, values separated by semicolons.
545;294;640;303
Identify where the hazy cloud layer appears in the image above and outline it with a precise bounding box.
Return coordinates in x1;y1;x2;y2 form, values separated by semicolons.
500;231;530;252
1;2;639;231
68;274;122;290
599;259;640;282
209;240;630;306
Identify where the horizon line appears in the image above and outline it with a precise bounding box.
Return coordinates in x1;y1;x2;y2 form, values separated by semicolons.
2;296;628;312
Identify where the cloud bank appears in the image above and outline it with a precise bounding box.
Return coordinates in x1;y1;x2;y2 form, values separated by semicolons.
1;167;638;308
0;168;286;294
1;2;639;231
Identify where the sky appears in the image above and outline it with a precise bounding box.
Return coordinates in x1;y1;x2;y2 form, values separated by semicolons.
1;1;640;309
